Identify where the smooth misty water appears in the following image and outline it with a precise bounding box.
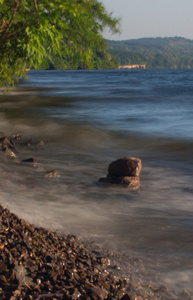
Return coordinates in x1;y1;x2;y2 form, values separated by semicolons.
1;69;193;298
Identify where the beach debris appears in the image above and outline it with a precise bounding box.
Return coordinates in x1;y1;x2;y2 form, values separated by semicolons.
99;156;141;189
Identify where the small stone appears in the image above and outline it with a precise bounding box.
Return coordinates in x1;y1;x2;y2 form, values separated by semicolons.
98;257;110;266
3;147;17;160
0;137;11;146
45;170;60;178
12;134;22;140
89;284;108;299
21;158;37;167
121;294;131;300
12;290;21;297
116;290;127;298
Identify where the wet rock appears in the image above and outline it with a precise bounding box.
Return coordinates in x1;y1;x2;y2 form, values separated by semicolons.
38;140;45;146
45;170;60;178
88;283;108;299
108;157;141;177
99;157;141;189
21;158;37;167
0;137;16;152
3;147;17;160
12;134;22;140
179;289;191;299
0;137;12;146
14;265;33;287
116;289;128;298
98;257;111;266
120;294;131;300
99;176;140;189
27;139;45;146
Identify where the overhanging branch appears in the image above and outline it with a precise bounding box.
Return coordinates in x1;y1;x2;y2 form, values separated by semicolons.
0;0;19;43
34;0;38;11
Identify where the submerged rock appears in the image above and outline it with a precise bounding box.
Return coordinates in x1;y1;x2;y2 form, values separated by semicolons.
99;175;140;190
45;169;60;178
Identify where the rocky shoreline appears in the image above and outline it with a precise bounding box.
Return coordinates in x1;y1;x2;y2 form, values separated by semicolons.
0;132;136;299
0;132;190;299
0;204;135;300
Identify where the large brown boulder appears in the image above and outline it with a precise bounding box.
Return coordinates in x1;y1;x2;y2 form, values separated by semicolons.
108;156;142;177
99;156;141;189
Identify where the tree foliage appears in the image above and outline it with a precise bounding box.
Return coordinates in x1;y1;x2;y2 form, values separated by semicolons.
0;0;119;86
37;41;119;70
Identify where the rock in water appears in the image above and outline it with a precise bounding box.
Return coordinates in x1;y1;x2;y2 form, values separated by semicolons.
108;157;141;177
21;158;37;167
45;170;60;178
99;176;140;190
99;156;142;189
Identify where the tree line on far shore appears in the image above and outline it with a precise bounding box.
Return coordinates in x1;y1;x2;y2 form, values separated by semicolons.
106;37;193;69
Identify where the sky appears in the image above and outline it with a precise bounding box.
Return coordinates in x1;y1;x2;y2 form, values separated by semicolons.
101;0;193;41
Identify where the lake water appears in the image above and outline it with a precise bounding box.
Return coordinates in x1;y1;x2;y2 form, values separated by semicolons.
1;69;193;298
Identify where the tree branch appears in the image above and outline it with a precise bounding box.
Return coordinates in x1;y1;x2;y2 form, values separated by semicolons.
0;0;19;42
34;0;38;11
0;3;17;23
0;20;6;32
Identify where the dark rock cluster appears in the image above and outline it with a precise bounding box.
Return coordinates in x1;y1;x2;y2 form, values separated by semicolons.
99;157;142;189
0;134;57;178
0;205;133;300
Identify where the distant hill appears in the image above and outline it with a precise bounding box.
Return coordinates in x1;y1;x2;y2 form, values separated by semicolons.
106;37;193;69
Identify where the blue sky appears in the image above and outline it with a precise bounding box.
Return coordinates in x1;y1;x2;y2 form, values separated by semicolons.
101;0;193;40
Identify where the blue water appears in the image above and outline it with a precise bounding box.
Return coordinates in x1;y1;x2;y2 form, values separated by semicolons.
1;69;193;298
19;69;193;141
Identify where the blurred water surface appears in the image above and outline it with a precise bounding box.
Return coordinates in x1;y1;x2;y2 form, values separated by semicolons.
0;69;193;298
